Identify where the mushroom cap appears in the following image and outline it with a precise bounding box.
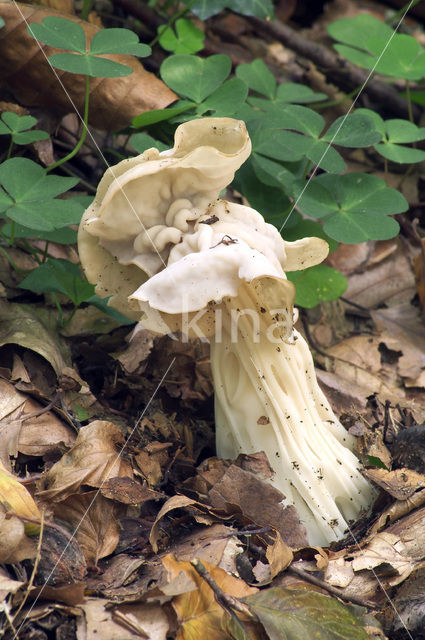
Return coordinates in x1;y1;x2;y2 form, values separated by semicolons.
78;117;329;333
78;118;252;318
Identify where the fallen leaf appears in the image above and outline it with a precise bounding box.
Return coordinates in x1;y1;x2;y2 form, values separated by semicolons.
150;495;198;553
0;505;37;563
0;3;177;130
36;521;87;586
364;467;425;500
53;492;120;564
351;532;413;586
344;245;415;308
324;557;355;588
241;587;369;640
77;597;148;640
163;555;257;640
208;463;308;548
386;567;425;638
0;459;40;534
0;567;25;601
265;530;293;581
112;602;170;639
100;476;164;505
371;303;425;387
37;420;133;501
0;299;67;376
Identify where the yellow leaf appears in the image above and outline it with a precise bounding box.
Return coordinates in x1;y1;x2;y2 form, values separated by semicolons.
0;460;40;534
162;555;257;640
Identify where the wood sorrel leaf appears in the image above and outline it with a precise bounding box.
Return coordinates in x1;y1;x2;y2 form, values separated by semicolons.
294;173;407;243
160;54;231;103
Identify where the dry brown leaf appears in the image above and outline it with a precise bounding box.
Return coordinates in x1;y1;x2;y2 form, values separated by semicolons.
364;467;425;500
0;505;37;563
351;532;413;586
0;3;177;130
37;420;132;502
100;476;164;505
0;299;67;376
371;303;425;388
344;244;415;308
54;492;120;564
265;530;293;580
150;495;198;553
0;567;25;601
163;555;257;640
324;557;355;588
112;602;170;639
207;463;309;548
0;378;75;464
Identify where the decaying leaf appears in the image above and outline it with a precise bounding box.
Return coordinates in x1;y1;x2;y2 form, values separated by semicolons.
351;532;413;587
163;555;257;640
364;467;425;500
240;587;369;640
0;299;67;376
37;420;133;501
53;492;120;564
36;521;87;586
0;3;177;130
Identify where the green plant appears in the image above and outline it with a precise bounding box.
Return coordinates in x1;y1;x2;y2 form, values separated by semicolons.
1;9;419;319
129;51;415;307
157;18;204;54
0;17;150;326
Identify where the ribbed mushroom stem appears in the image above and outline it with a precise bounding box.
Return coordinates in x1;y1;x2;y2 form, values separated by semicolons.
210;285;375;546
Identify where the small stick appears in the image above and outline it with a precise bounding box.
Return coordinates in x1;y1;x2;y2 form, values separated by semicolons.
288;564;375;608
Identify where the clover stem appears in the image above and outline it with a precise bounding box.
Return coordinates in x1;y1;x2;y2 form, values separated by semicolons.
405;80;414;123
46;75;90;173
384;157;388;185
6;137;14;161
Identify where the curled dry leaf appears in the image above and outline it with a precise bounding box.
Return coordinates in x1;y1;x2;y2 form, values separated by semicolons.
37;420;133;502
0;379;75;465
0;299;67;376
264;530;293;582
53;492;120;564
150;495;198;553
0;3;177;130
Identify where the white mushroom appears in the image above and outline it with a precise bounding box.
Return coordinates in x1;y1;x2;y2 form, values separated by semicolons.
78;117;376;546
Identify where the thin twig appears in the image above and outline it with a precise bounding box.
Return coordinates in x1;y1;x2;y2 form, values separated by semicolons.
191;558;253;617
248;16;420;120
288;564;375;608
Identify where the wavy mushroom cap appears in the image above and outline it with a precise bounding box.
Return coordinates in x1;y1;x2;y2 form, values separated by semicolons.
78;117;329;328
